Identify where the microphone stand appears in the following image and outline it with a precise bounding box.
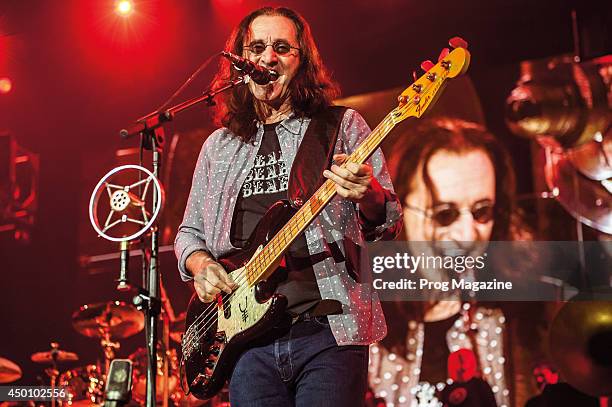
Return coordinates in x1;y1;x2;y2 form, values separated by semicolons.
120;76;247;140
121;75;248;407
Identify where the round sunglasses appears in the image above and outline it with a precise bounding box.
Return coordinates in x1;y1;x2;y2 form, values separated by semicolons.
406;200;495;227
243;40;301;56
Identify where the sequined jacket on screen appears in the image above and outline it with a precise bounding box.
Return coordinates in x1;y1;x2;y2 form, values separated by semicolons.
174;108;402;345
368;305;510;407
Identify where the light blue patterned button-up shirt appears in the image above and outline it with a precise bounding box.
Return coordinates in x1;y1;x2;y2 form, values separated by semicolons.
174;108;402;345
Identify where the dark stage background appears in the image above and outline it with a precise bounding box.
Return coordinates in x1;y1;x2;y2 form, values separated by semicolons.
0;0;608;391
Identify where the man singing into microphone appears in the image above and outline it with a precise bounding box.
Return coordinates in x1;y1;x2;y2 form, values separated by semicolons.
174;6;402;406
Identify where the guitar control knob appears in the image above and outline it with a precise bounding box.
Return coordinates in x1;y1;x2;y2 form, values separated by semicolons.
412;84;422;93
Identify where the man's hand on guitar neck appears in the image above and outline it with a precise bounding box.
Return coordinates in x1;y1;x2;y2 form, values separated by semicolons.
323;153;386;224
186;251;239;303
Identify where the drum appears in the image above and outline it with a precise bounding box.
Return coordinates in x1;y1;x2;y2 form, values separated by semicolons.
129;347;179;404
58;365;104;406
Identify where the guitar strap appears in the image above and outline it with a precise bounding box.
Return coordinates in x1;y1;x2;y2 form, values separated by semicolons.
287;105;348;209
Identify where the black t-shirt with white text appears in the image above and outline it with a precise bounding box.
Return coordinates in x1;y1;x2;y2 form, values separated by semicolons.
230;123;321;315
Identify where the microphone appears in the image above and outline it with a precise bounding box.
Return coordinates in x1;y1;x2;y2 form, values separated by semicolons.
221;51;280;85
104;359;133;407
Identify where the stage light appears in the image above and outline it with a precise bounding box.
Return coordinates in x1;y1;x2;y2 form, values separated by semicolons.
115;1;133;17
0;77;12;94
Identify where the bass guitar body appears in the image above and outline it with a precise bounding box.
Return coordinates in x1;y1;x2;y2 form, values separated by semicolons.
181;201;294;400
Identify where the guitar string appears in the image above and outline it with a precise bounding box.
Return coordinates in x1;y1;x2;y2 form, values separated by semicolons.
182;76;442;352
182;102;414;351
180;109;397;347
181;112;397;350
182;85;434;351
180;117;394;352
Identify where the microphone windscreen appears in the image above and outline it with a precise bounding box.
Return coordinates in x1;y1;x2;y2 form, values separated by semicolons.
104;359;133;406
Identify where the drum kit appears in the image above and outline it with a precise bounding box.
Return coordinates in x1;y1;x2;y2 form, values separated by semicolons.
1;301;228;407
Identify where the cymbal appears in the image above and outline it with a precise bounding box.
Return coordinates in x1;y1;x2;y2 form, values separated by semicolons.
72;301;144;340
0;357;22;383
169;312;186;343
550;293;612;397
30;350;79;364
539;136;612;234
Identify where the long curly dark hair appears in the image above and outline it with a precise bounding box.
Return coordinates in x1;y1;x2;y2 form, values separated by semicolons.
210;7;340;141
381;117;534;353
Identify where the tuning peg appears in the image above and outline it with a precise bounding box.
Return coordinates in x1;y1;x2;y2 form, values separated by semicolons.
420;60;435;72
449;36;468;49
438;48;450;62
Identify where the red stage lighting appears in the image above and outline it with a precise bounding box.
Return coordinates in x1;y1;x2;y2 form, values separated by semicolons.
115;1;134;17
0;77;12;94
72;1;181;84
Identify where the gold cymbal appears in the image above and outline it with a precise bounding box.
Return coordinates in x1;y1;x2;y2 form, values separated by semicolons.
539;136;612;234
30;350;79;364
550;297;612;397
72;301;144;340
0;357;22;383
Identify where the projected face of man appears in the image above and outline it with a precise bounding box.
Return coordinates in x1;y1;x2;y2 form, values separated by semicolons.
243;15;301;111
403;149;496;257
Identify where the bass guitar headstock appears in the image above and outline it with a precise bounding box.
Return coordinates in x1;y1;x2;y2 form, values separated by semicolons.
391;37;471;124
